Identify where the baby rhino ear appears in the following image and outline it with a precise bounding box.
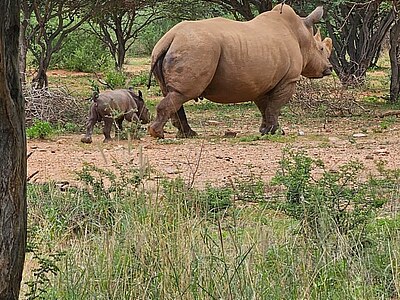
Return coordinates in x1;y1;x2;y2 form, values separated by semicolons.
314;28;322;42
92;91;99;100
323;37;333;55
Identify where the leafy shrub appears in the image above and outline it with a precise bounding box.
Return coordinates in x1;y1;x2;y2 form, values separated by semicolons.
104;70;127;89
129;71;151;87
272;150;387;240
50;27;113;72
26;120;54;139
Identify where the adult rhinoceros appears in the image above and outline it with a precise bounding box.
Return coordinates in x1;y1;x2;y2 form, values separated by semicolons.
147;4;333;139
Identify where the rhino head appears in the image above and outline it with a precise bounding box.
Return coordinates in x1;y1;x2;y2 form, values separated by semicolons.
301;6;333;79
129;88;151;124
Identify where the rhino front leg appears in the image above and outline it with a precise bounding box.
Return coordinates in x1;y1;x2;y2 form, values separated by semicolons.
254;83;295;135
171;106;197;138
148;91;188;138
103;117;113;143
81;109;97;144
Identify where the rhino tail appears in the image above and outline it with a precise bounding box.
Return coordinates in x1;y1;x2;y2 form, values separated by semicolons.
147;33;174;91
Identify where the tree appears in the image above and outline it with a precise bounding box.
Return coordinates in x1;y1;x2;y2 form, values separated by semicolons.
323;1;395;85
204;0;273;20
22;0;98;88
89;0;163;71
0;0;27;298
20;0;35;83
389;1;400;103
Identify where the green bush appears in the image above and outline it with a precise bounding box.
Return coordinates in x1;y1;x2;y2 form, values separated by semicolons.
272;150;387;240
26;120;54;139
104;70;127;89
50;27;113;72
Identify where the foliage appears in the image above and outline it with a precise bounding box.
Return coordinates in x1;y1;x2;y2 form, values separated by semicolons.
129;71;151;87
272;149;387;240
25;157;400;299
103;70;127;89
26;120;54;139
50;27;113;72
24;226;65;300
132;19;179;56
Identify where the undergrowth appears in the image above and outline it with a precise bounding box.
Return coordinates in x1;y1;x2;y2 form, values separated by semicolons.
25;151;400;299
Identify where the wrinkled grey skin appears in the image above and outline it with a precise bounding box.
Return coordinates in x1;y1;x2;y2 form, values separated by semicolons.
81;88;151;143
148;4;333;138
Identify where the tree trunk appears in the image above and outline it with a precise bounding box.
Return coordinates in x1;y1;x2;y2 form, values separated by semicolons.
19;20;29;84
32;54;49;89
389;19;400;103
116;45;126;71
0;0;27;299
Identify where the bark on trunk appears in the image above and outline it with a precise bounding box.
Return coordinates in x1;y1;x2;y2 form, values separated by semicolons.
0;0;27;299
389;20;400;103
19;21;28;84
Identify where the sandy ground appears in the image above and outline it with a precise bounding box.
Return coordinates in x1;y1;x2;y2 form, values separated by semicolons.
27;117;400;189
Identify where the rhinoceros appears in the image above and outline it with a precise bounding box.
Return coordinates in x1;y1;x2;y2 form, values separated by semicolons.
81;88;151;143
147;4;333;138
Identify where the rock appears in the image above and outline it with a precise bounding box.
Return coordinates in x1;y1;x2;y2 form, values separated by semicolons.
224;130;237;137
353;133;368;138
373;149;389;156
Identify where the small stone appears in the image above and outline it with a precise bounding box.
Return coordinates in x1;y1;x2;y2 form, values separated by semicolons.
353;133;368;138
365;155;374;160
206;120;222;125
374;149;389;156
298;130;305;136
224;131;237;137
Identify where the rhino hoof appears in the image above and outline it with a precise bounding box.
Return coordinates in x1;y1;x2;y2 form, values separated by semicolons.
81;136;92;144
148;125;165;139
260;125;284;135
176;129;198;138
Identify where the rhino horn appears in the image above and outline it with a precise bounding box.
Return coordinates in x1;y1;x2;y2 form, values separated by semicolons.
303;6;324;28
314;28;322;42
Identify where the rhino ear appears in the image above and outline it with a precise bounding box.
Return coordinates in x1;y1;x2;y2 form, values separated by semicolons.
138;90;143;98
323;37;333;55
92;91;99;100
314;28;322;42
304;6;324;28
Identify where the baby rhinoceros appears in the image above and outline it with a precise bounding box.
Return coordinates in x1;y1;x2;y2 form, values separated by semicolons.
81;88;151;143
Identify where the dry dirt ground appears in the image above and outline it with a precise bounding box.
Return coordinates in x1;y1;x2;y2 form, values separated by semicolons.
27;115;400;189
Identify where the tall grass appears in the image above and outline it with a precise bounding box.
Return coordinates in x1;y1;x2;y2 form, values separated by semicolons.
25;152;400;299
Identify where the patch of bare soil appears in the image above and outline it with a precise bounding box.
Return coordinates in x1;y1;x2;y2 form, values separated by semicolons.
27;118;400;189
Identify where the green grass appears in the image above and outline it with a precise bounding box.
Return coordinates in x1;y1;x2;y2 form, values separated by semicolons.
24;153;400;300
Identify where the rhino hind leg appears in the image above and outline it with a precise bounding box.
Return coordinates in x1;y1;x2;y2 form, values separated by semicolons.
149;91;189;138
115;117;124;132
171;106;197;138
103;117;113;143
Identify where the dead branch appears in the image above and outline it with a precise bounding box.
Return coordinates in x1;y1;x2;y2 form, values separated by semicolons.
24;84;87;126
377;110;400;118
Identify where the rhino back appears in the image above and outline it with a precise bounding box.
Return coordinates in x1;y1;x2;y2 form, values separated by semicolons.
96;90;136;114
155;9;306;102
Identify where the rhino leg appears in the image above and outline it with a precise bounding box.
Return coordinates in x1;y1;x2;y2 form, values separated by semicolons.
255;83;295;135
81;105;98;143
116;117;124;132
171;106;197;138
148;91;188;138
103;117;113;143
